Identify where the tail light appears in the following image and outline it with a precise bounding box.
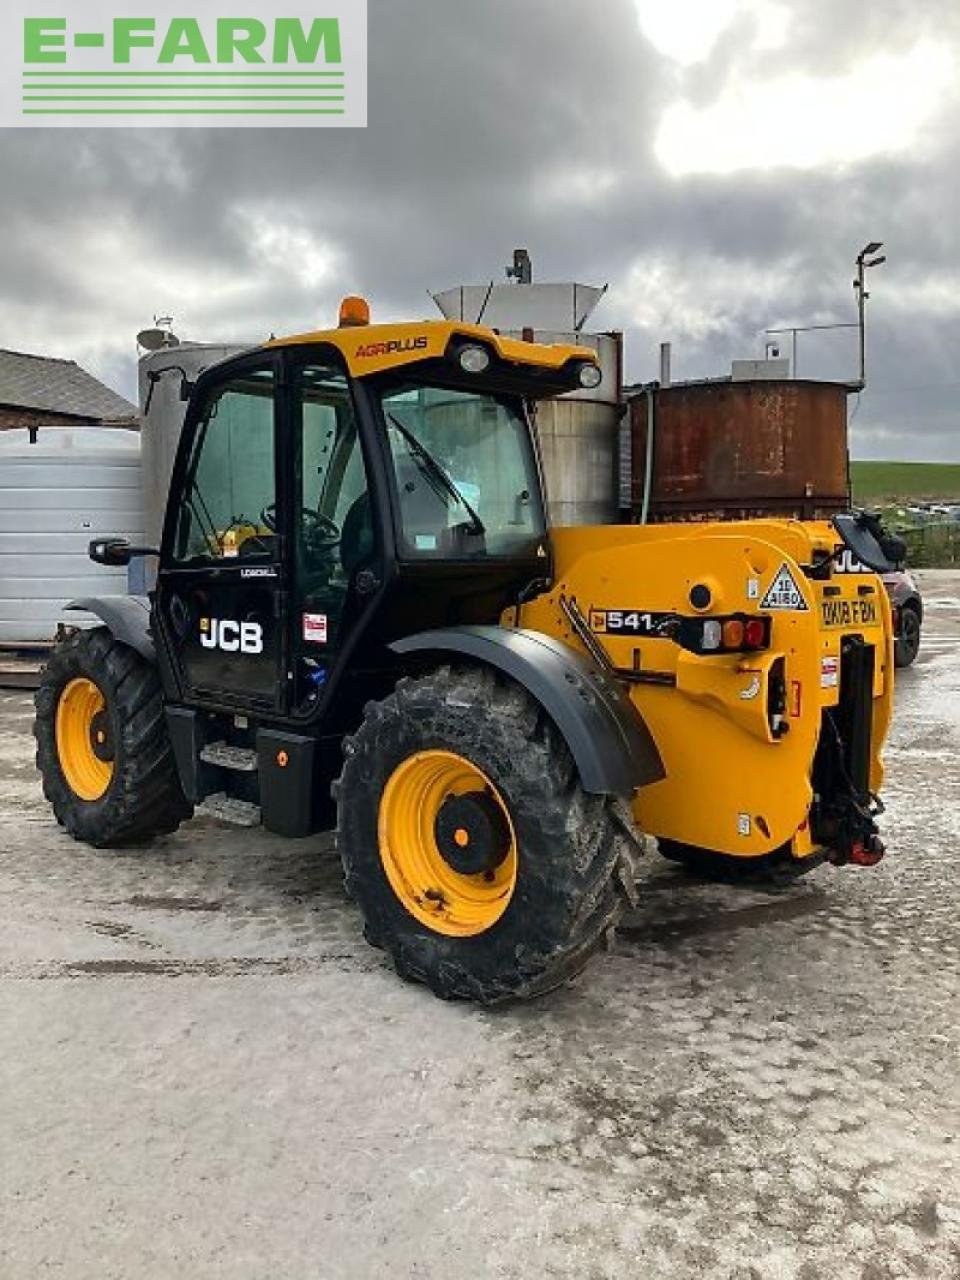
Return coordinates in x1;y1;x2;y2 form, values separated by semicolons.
683;614;771;655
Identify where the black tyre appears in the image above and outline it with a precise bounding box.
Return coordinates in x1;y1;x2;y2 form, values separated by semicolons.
335;665;642;1004
894;605;921;668
34;627;193;847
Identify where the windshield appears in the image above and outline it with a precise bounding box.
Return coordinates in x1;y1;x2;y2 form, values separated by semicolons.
377;382;546;560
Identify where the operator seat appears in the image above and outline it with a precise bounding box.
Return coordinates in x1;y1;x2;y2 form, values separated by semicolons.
340;493;374;576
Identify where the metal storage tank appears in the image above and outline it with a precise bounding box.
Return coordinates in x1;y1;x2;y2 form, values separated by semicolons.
0;426;142;645
433;278;621;526
627;378;851;522
524;330;621;527
140;342;248;548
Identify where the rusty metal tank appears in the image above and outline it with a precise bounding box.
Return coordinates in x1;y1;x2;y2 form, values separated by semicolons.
627;379;851;522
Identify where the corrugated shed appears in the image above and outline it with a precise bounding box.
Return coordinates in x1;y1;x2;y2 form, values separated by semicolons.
0;348;136;422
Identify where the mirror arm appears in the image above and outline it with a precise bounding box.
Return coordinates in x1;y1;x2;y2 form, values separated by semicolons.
88;539;160;567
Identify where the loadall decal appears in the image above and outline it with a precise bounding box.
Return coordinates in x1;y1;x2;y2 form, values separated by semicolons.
199;618;264;655
590;609;674;637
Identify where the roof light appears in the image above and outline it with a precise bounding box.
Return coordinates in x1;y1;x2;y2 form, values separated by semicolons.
458;344;491;374
577;361;602;390
339;295;370;328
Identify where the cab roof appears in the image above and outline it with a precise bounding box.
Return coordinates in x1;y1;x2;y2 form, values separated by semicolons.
264;318;598;384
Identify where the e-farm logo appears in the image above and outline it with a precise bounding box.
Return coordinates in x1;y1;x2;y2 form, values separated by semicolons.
2;2;366;127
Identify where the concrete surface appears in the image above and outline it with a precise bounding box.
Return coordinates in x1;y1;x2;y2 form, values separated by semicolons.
1;571;958;1279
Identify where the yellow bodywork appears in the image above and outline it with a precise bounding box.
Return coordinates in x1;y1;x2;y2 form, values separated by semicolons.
266;319;595;380
516;519;894;862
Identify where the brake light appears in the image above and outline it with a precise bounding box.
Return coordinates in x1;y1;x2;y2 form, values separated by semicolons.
744;618;767;649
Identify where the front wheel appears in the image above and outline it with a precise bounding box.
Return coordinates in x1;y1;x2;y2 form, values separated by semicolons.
34;627;193;847
894;605;921;668
335;666;641;1003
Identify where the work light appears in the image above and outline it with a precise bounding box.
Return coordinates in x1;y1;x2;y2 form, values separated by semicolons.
458;345;492;374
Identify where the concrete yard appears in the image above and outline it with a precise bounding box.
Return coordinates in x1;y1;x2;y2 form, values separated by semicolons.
1;572;958;1279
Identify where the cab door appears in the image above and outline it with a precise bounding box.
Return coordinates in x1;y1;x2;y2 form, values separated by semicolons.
154;356;287;712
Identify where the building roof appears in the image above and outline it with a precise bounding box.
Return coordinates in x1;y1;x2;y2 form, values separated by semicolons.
0;348;137;422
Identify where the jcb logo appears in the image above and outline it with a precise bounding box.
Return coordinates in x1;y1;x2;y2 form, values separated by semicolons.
834;549;869;574
199;617;264;655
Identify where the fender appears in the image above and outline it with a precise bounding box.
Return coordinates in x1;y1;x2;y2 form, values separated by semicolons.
391;625;665;797
65;596;155;663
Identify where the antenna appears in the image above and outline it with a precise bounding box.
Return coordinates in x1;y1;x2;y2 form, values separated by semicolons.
505;248;532;285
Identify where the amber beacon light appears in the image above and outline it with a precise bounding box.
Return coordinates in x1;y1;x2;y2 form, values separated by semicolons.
339;295;371;327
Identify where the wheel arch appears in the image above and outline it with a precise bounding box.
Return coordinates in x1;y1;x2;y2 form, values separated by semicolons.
65;596;155;663
390;625;665;797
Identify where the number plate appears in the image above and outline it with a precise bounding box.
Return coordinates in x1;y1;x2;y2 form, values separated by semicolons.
820;597;878;629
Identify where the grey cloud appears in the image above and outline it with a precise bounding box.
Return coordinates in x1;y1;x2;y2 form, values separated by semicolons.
0;0;957;460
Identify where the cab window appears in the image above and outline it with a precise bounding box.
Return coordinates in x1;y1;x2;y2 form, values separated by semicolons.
173;367;276;563
377;382;545;560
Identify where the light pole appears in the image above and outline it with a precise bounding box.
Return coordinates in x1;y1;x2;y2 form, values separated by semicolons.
854;241;886;389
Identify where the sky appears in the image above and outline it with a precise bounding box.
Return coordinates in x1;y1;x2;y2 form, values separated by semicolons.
1;0;959;461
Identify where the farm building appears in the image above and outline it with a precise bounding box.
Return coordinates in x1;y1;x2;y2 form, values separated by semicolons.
0;348;136;430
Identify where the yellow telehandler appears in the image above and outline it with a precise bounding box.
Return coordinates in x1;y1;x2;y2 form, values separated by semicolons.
34;298;896;1001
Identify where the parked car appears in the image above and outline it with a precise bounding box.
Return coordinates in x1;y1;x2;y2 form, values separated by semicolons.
883;569;923;667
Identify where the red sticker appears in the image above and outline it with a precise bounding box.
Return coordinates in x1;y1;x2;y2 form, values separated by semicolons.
303;613;328;645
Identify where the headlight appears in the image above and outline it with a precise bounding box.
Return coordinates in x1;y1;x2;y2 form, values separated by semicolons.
458;344;492;374
577;361;602;389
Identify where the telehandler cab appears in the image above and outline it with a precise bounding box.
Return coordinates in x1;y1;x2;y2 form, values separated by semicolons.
34;298;896;1002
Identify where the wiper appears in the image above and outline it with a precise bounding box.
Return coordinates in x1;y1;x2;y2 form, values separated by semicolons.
386;412;486;535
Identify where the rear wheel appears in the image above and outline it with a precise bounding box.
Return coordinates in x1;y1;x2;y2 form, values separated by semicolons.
335;666;641;1003
34;628;193;847
894;604;921;668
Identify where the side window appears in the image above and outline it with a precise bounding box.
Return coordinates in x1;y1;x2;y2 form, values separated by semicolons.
174;367;276;563
293;365;374;708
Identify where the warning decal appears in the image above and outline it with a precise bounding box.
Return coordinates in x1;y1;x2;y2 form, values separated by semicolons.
761;563;809;612
303;613;328;644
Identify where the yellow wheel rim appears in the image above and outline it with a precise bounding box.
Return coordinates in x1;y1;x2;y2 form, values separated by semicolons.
378;750;518;938
55;677;114;802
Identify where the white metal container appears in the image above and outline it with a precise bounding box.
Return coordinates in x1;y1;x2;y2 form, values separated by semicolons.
0;426;143;645
140;343;248;548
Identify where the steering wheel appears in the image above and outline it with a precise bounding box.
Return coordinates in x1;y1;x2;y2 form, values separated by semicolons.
261;504;340;545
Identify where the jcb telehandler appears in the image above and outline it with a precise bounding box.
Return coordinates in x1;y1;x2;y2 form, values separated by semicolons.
34;298;897;1002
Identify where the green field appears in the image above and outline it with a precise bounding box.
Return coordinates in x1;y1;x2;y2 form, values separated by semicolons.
851;460;960;503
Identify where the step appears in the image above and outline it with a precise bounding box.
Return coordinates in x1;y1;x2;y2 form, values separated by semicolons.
196;792;262;828
199;741;258;772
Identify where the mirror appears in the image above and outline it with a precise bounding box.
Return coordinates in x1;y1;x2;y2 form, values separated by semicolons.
832;512;905;574
88;538;160;567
